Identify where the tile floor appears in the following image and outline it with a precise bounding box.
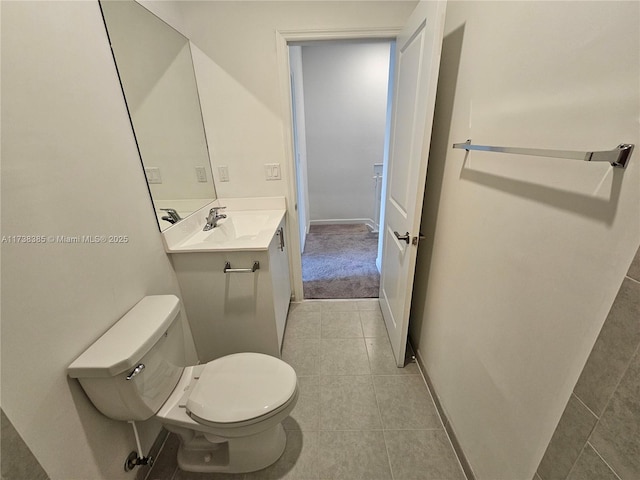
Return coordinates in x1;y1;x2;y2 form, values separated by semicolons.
146;299;466;480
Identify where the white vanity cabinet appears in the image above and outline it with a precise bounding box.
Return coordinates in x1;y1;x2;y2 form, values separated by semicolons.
170;218;291;362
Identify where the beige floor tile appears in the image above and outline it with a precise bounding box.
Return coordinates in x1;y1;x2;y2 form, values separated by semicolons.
384;430;465;480
319;300;359;312
288;301;322;314
244;431;319;480
360;310;388;338
318;375;382;430
172;467;244;480
366;337;419;375
356;299;381;311
284;310;321;339
319;338;370;375
282;337;320;376
318;430;392;479
374;375;442;430
321;311;363;338
283;376;320;432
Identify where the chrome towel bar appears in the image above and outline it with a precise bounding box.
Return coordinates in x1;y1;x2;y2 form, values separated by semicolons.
452;140;634;169
224;261;260;273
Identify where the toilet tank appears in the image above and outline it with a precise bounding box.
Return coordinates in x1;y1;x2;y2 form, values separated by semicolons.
68;295;185;421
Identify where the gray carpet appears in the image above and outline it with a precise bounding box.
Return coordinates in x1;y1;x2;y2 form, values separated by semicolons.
302;224;380;299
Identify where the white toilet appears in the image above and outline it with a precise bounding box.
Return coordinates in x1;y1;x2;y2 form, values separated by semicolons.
67;295;298;474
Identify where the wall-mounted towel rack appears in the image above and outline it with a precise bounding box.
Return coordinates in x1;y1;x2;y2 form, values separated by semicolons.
452;140;634;169
224;261;260;273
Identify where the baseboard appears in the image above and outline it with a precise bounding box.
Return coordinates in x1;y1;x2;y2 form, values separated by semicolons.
412;346;477;480
309;218;378;231
310;218;373;225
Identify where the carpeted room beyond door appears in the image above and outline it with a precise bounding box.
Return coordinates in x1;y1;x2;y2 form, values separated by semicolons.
302;224;380;299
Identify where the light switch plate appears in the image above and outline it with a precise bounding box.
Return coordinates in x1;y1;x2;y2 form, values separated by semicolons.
145;167;162;184
218;166;229;182
264;163;281;180
195;166;207;182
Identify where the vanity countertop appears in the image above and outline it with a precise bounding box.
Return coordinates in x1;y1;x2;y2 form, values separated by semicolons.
161;197;286;253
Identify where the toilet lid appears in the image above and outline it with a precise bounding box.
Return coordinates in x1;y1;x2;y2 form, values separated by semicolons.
186;352;297;424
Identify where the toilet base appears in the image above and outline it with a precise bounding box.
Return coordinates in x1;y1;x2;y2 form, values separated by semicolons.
170;423;287;473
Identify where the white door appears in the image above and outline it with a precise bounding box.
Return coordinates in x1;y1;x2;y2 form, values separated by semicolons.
291;73;307;252
379;1;446;367
289;47;310;254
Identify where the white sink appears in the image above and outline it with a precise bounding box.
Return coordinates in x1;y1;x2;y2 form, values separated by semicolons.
167;209;285;252
182;212;271;245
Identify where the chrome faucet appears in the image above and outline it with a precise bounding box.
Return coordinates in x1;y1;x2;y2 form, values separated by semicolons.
160;208;182;225
204;206;227;231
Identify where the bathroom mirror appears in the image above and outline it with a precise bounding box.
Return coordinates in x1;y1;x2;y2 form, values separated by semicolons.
100;0;216;231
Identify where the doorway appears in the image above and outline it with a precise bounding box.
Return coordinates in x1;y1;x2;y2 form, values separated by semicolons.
288;39;395;299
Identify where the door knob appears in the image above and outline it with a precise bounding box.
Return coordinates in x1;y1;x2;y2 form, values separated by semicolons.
393;231;410;244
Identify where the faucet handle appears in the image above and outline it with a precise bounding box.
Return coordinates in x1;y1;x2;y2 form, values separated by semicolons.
203;206;227;231
160;208;181;222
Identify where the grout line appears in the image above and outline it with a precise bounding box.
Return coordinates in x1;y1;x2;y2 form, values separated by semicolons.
590;340;640;430
586;442;623;480
564;439;589;480
285;427;446;433
572;392;600;420
561;394;600;480
381;429;397;480
363;322;397;480
288;427;444;432
372;376;396;480
625;274;639;285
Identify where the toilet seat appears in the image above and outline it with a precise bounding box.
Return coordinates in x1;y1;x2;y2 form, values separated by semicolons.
186;352;297;427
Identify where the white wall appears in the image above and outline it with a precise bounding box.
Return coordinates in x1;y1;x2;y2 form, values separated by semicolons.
410;2;640;480
301;41;391;223
1;2;197;479
173;1;417;200
138;0;186;33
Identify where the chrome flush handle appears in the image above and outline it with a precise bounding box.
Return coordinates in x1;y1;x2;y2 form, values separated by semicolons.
126;364;145;380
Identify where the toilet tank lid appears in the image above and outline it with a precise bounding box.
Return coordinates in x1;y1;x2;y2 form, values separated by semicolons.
67;295;181;379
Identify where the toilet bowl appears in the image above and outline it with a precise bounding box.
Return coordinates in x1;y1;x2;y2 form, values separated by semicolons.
67;295;298;474
157;353;298;472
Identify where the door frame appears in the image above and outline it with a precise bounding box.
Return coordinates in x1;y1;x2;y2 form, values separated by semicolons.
275;27;401;301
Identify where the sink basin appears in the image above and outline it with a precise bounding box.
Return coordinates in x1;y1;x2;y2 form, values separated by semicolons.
183;213;270;246
169;209;285;252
